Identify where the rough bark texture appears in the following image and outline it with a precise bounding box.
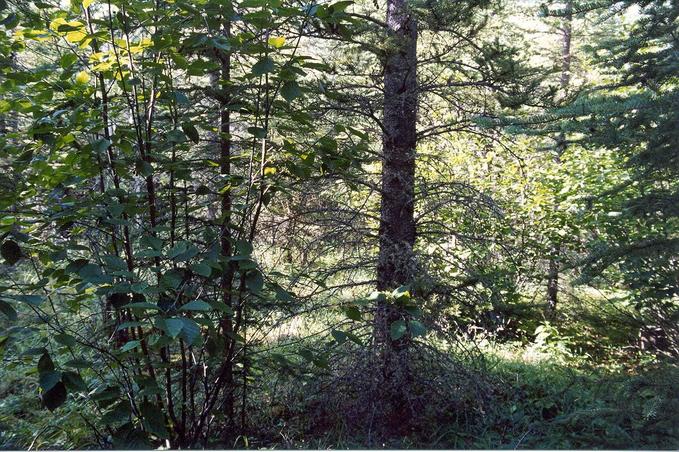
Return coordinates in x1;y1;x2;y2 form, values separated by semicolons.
374;0;418;430
547;0;572;315
377;0;418;295
215;18;236;435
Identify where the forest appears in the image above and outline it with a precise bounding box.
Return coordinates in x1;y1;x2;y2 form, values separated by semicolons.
0;0;677;449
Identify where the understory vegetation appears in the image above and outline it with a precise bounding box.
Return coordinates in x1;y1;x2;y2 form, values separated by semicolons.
0;0;677;449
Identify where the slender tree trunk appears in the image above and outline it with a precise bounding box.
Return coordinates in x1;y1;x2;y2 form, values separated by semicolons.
374;0;418;427
547;0;573;315
216;18;236;437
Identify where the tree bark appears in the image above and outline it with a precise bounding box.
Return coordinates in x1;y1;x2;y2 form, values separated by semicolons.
214;17;236;436
547;0;573;315
374;0;418;427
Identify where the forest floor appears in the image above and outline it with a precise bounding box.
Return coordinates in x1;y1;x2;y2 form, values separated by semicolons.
1;288;678;450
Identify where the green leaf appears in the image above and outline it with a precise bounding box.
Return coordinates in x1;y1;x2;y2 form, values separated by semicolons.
116;321;142;331
181;123;200;144
179;318;201;345
1;239;21;265
298;349;314;362
408;320;426;337
247;127;267;138
179;300;211;312
13;294;43;306
191;261;212;277
60;53;78;69
252;57;274;76
281;80;301;102
331;329;347;345
120;340;141;352
167;129;187;143
54;333;77;347
161;318;183;338
140;235;163;251
39;371;62;392
62;371;87;391
42;381;67;411
245;270;264;293
38;352;55;373
78;263;104;283
91;138;111;153
167;241;198;261
235;240;253;256
64;358;91;369
140;402;169;439
391;285;410;301
1;12;19;29
345;331;363;346
275;287;294;302
0;300;17;320
390;320;407;340
343;306;362;321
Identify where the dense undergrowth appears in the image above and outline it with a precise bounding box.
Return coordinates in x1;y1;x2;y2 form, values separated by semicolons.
2;289;677;450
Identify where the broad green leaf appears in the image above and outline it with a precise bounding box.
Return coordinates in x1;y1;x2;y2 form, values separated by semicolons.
168;241;198;261
91;138;111;153
62;371;87;391
281;80;301;102
173;91;189;105
38;352;55;373
390;320;407;340
161;318;183;338
251;57;275;76
140;235;163;251
167;129;187;143
331;329;347;345
14;294;43;306
235;240;253;256
120;340;140;352
247;126;267;138
179;300;211;312
392;285;410;301
408;320;426;337
182;123;200;144
343;306;361;321
0;300;17;320
275;287;294;302
54;333;77;347
116;321;142;331
245;270;264;293
64;359;91;369
191;261;212;277
179;318;201;344
39;371;62;392
78;264;107;283
140;402;169;439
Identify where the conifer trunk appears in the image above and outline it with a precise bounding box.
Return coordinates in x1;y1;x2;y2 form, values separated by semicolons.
547;0;572;315
375;0;418;423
